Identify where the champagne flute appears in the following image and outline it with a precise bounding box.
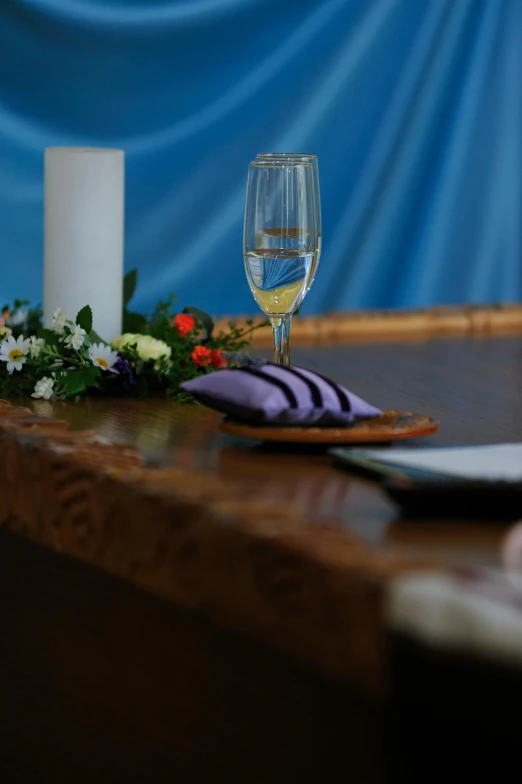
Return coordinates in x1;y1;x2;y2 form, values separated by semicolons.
244;159;318;366
256;154;321;364
256;153;322;291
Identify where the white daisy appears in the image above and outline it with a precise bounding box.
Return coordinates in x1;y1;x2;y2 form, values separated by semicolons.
28;336;45;358
52;308;70;334
64;324;87;351
31;376;54;400
0;334;30;373
88;343;119;373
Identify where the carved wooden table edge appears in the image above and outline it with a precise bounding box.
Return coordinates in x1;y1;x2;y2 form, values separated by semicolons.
216;303;522;347
0;399;439;698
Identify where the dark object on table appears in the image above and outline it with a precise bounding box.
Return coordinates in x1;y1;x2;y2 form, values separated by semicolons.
332;448;522;520
384;474;522;521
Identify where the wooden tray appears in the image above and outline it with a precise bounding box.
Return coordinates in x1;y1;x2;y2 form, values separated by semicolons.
219;411;439;444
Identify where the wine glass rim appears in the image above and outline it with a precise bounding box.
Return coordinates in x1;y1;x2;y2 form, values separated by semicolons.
256;152;317;159
250;159;312;168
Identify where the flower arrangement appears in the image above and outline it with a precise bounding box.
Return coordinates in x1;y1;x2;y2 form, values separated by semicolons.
0;270;265;402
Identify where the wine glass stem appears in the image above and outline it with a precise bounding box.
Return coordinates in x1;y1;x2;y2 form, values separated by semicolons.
270;315;291;366
283;316;291;366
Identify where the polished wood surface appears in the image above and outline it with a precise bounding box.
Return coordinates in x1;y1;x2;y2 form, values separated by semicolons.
0;338;512;695
28;335;521;568
0;334;514;692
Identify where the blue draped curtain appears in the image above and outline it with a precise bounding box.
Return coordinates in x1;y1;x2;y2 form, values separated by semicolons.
1;0;521;314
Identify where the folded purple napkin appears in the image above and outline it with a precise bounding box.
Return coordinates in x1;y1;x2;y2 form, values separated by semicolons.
180;363;381;426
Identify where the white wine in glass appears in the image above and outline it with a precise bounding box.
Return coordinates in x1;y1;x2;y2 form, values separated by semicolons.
244;159;318;365
256;152;322;292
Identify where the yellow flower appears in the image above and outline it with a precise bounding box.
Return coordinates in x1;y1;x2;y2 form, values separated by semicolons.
111;333;171;363
134;335;171;362
111;333;139;352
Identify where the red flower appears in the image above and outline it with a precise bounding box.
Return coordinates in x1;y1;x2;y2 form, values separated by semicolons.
173;313;196;337
210;349;227;369
191;345;212;366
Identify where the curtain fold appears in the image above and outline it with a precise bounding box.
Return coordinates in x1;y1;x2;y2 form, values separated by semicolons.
0;0;520;314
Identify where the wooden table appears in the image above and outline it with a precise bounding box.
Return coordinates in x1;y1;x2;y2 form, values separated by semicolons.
2;334;522;782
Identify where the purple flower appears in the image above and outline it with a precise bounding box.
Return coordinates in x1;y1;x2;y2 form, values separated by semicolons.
113;356;135;390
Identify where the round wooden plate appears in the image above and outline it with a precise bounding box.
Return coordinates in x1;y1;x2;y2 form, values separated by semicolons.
219;411;439;444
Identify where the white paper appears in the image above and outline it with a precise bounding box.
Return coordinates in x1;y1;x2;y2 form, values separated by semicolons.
44;147;124;342
361;443;522;481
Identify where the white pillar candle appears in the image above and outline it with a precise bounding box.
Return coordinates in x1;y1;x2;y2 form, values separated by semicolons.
44;147;124;342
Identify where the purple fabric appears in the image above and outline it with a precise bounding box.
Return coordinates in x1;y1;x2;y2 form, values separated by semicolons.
181;364;381;426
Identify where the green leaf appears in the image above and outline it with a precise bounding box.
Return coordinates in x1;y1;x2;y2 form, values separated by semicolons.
89;329;106;346
182;306;214;338
123;309;147;334
79;364;101;387
76;305;93;333
62;371;87;398
123;268;138;307
37;328;60;348
62;365;100;398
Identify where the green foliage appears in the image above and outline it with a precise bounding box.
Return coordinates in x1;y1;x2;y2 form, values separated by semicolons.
37;328;60;348
122;268;147;333
123;309;147;334
89;329;106;346
147;294;178;338
76;305;93;334
123;268;137;306
182;306;214;338
0;274;267;402
61;365;100;398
